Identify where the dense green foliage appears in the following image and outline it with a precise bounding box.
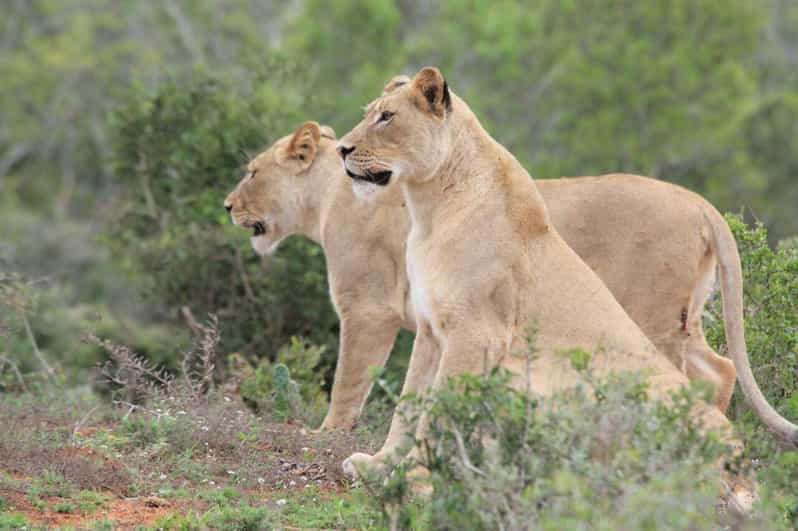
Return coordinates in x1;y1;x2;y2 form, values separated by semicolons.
376;367;790;530
707;214;798;422
1;3;798;526
3;0;798;382
109;70;338;362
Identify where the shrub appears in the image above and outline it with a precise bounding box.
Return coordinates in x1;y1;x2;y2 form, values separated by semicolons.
108;64;338;371
202;501;272;530
700;214;798;527
373;364;784;530
706;213;798;422
96;319;262;458
53;501;75;514
239;336;329;425
0;512;29;530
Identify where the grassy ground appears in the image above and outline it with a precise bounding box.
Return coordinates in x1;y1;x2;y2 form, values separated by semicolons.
0;390;386;530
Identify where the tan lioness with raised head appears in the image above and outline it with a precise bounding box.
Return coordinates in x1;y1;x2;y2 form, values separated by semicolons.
333;67;797;478
224;116;794;443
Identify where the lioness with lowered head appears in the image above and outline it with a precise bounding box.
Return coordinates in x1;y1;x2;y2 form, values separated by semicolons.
223;100;796;444
334;67;797;483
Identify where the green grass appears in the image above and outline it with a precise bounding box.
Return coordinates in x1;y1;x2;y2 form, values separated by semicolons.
75;490;108;513
274;487;381;529
53;500;75;514
0;512;29;530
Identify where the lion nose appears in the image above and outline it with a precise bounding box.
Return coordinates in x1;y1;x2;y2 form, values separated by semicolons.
224;202;233;213
337;144;355;160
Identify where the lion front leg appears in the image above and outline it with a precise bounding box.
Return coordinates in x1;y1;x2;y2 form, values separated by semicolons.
343;322;441;479
401;329;507;468
319;315;400;431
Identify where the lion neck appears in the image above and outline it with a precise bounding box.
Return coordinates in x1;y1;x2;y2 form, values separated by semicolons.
401;95;550;237
293;141;344;245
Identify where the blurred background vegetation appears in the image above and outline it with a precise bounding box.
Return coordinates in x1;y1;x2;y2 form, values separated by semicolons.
1;0;796;406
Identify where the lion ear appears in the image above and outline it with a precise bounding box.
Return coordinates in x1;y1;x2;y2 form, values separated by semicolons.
319;124;336;140
382;75;411;95
279;121;321;170
410;67;451;119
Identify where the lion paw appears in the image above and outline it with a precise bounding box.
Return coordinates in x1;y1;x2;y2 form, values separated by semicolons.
341;453;389;479
405;465;433;497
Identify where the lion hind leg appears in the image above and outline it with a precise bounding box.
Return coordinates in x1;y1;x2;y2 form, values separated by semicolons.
321;316;400;430
683;250;737;412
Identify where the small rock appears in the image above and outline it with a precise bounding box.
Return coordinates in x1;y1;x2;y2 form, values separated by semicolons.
143;496;170;508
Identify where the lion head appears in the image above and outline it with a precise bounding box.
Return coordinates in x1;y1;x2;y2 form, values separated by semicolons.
336;68;454;199
223;121;336;255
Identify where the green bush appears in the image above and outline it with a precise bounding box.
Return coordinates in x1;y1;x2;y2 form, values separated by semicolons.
201;501;272;531
374;365;787;530
108;66;338;369
701;214;798;527
239;337;328;425
706;214;798;421
0;512;29;530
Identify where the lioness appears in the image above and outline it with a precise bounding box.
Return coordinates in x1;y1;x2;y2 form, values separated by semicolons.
334;67;797;477
224;113;795;443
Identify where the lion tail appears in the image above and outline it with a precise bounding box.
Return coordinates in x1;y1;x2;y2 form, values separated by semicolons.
705;206;798;445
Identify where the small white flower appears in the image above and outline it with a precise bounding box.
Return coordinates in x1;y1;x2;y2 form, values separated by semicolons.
208;481;215;486
300;447;310;452
276;499;287;506
224;396;231;402
227;470;236;475
289;480;296;487
257;477;265;485
176;410;187;415
159;473;167;480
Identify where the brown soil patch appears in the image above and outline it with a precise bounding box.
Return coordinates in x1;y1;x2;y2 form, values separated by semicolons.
251;422;376;488
0;487;198;530
0;444;131;496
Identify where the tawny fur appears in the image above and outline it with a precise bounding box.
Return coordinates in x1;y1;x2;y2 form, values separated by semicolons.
224;121;786;443
331;69;791;496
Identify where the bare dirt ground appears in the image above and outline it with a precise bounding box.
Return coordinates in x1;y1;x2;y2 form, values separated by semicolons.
0;397;383;529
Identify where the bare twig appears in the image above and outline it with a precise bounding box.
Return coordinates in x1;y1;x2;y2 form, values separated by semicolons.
22;313;56;381
181;305;202;336
0;354;28;392
72;405;100;442
451;427;486;478
235;248;256;302
162;0;205;64
112;400;143;420
136;151;160;223
94;314;219;408
196;315;218;394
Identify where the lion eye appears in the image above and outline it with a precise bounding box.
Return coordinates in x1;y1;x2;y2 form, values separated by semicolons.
378;110;395;123
249;170;258;179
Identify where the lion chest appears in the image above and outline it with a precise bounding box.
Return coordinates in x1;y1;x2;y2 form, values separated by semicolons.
406;237;464;341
